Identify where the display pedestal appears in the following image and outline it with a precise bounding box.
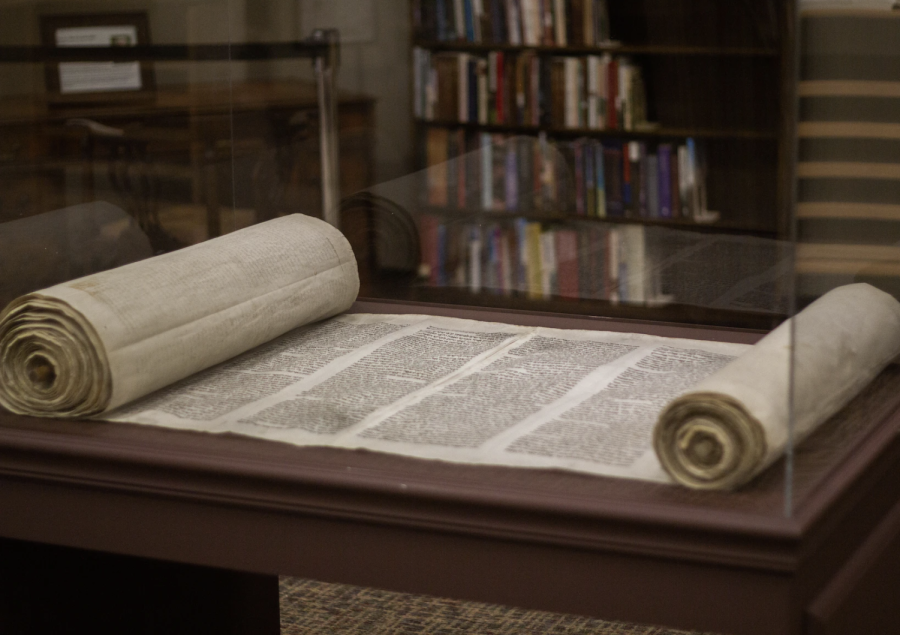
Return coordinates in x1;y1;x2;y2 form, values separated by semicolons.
0;537;279;635
1;300;900;635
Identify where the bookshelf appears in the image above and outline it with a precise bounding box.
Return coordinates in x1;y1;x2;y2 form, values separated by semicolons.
392;0;796;326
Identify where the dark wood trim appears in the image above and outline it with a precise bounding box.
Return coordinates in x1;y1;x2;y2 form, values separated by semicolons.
805;490;900;634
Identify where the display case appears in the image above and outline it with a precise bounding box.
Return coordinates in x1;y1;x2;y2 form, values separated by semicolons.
2;2;900;635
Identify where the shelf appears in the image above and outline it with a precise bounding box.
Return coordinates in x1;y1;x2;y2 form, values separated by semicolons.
413;40;780;57
415;119;778;140
408;0;795;314
416;206;776;238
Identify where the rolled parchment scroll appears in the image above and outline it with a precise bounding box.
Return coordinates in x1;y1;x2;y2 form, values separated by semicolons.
0;214;359;417
654;283;900;490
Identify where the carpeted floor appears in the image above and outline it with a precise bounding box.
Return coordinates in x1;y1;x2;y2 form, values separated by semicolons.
279;578;718;635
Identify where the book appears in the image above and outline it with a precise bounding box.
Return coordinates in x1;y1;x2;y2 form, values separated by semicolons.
445;128;460;208
504;136;519;210
555;229;580;299
506;0;522;45
553;0;566;45
454;0;466;41
498;225;513;294
480;132;493;209
488;51;501;122
594;141;606;217
669;145;681;219
468;224;483;292
539;228;556;298
577;229;592;299
622;224;646;303
418;0;610;46
569;0;584;45
625;141;641;217
492;133;508;210
472;0;485;41
658;144;673;219
584;139;595;218
585;55;601;130
418;214;440;284
516;136;535;213
606;57;618;130
541;0;555;45
426;128;450;206
621;141;632;214
525;221;543;298
436;222;449;285
463;0;477;41
646;152;660;219
522;0;542;45
464;131;482;210
514;217;529;293
590;225;608;299
603;141;624;216
573;140;585;215
564;57;582;129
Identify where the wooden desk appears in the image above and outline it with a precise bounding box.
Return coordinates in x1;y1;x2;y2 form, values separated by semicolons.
0;81;375;243
1;300;900;635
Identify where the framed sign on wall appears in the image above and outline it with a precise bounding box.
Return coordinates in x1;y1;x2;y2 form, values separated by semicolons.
40;12;156;104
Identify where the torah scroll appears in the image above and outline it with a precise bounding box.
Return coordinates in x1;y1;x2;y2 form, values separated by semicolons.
0;214;359;417
654;283;900;490
2;217;899;493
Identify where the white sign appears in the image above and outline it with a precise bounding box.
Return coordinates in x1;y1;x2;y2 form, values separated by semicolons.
55;25;142;94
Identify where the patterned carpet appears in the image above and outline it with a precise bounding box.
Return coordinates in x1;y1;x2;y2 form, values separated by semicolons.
279;578;718;635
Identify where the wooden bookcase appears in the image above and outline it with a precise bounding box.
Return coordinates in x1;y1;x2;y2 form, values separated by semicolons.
378;0;797;328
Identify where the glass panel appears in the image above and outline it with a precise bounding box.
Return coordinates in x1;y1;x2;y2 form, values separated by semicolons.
348;0;798;516
0;0;811;523
0;0;247;310
788;3;900;516
350;2;795;328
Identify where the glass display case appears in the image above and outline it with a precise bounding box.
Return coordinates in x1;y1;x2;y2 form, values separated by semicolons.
1;2;900;635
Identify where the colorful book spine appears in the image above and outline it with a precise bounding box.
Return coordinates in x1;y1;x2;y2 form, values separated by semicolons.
418;217;655;306
417;0;611;46
468;225;482;292
525;221;543;299
658;144;672;219
594;142;606;217
416;50;647;132
555;229;579;299
420;130;705;230
646;153;659;219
